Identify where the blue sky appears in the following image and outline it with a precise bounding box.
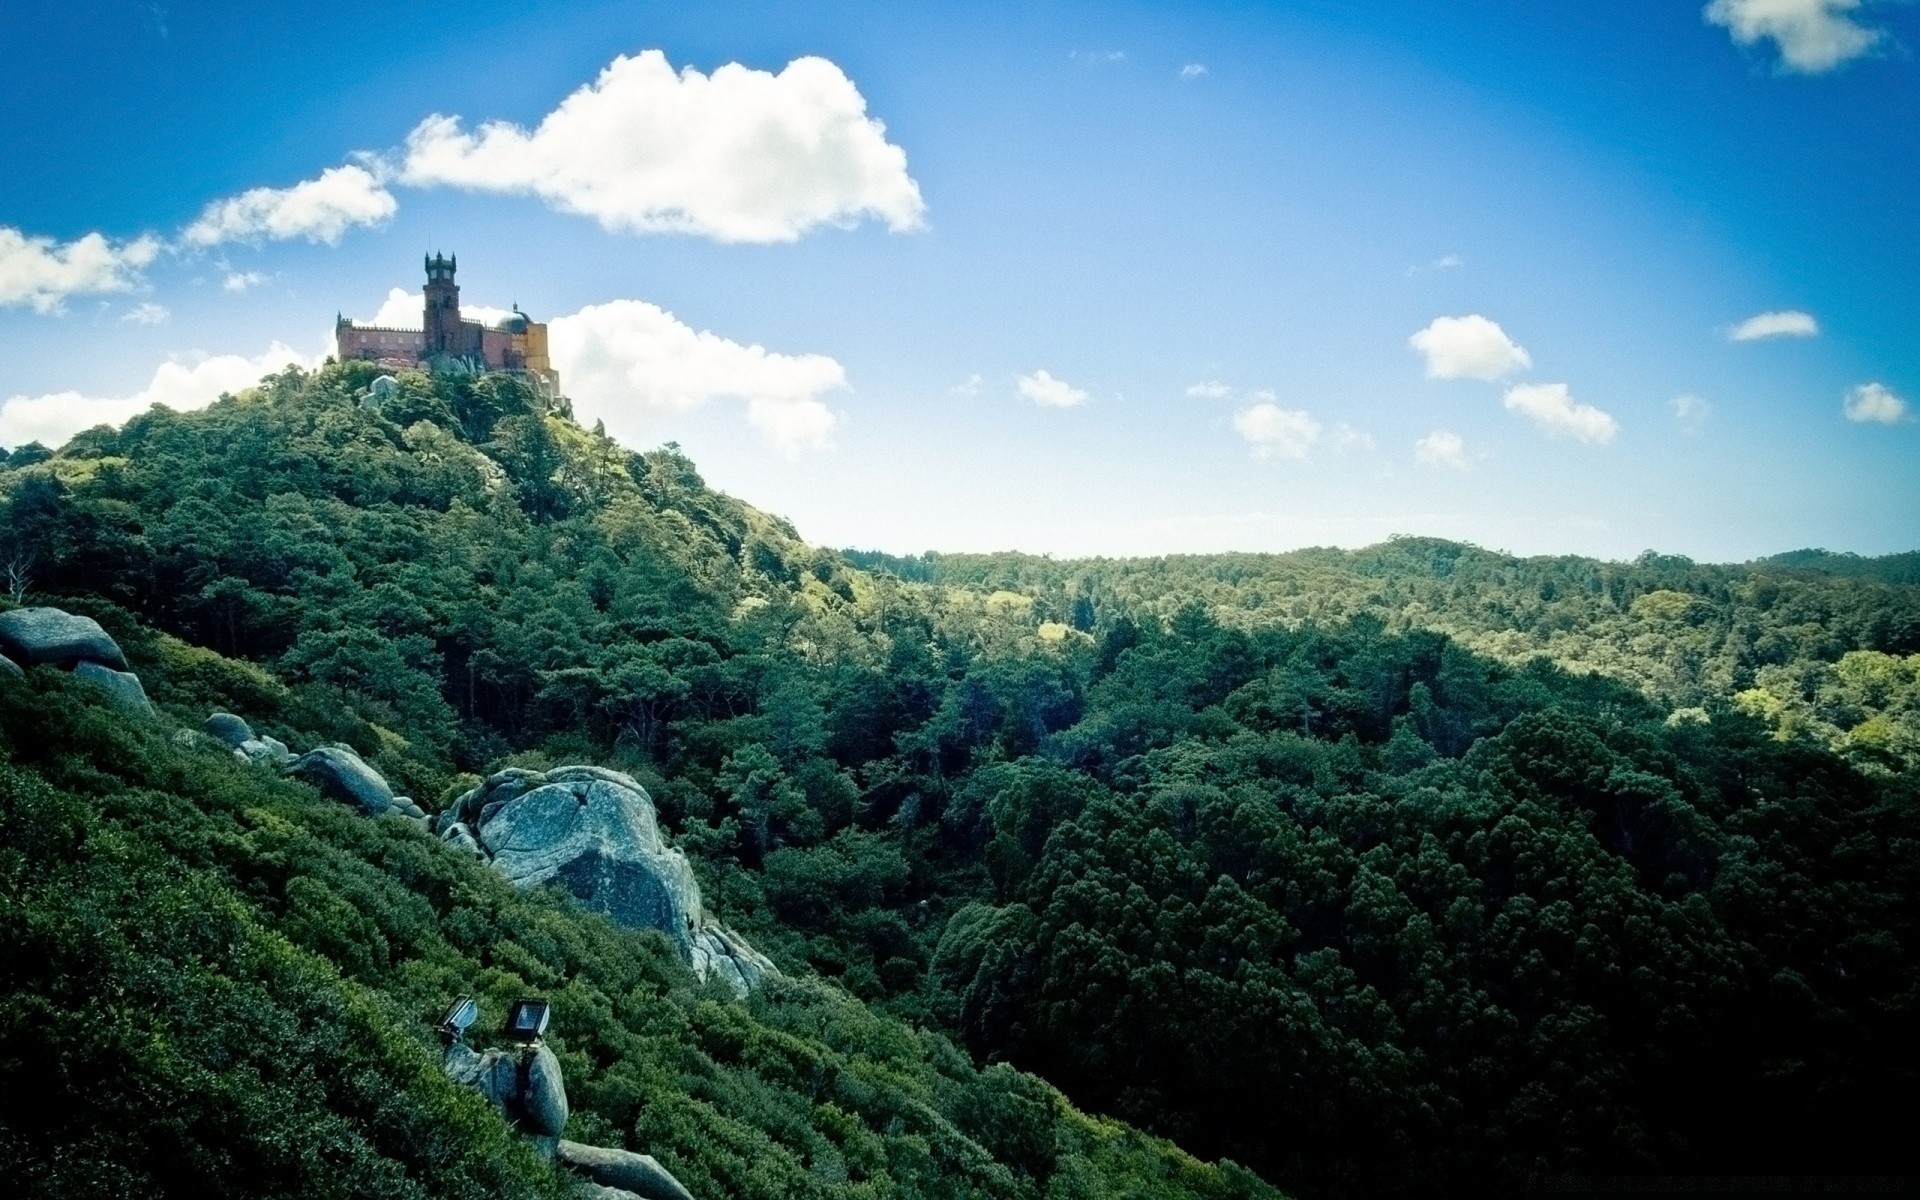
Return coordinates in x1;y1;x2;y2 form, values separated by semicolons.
1;0;1914;560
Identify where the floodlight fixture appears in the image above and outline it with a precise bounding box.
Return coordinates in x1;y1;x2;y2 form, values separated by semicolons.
503;998;550;1043
439;995;479;1041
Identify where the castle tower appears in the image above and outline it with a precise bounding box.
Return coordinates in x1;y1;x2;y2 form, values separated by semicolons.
423;253;462;357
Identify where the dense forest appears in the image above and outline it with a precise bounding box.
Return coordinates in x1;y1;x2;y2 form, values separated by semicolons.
1;361;1914;1197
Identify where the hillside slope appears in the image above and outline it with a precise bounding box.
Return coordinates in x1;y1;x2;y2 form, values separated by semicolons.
3;361;1916;1197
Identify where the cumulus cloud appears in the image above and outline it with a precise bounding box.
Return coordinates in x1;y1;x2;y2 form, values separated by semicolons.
183;164;397;246
548;299;846;456
398;50;924;244
1409;314;1531;381
359;288;514;331
1502;382;1620;444
1232;401;1322;460
224;271;267;293
1414;429;1470;470
0;343;317;449
1728;309;1819;341
1843;381;1908;424
1185;380;1232;399
1180;63;1208;79
1017;370;1089;408
0;227;162;313
1705;0;1882;73
122;302;170;325
950;374;983;397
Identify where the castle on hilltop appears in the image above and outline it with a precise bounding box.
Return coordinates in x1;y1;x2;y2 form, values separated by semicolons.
334;254;559;392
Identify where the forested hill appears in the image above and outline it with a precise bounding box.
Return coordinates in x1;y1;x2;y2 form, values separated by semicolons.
2;360;1917;1198
842;542;1920;774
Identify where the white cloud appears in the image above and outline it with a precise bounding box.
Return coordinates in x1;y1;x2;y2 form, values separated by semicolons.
950;373;983;397
1185;380;1232;399
1232;401;1322;460
361;288;511;330
1414;429;1470;470
1502;382;1620;444
122;302;170;325
1180;63;1208;79
182;164;396;247
1705;0;1881;73
1728;309;1819;341
224;270;267;293
0;227;162;313
1017;370;1089;408
1672;393;1711;431
548;299;845;456
0;343;317;449
1071;50;1127;63
1409;314;1531;381
398;50;924;244
1843;381;1908;425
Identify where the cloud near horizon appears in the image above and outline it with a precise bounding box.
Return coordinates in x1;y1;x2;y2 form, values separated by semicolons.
1705;0;1882;73
0;226;162;313
183;164;397;247
549;299;846;456
1728;309;1819;341
1409;314;1531;381
1502;382;1620;444
0;343;318;449
398;50;925;244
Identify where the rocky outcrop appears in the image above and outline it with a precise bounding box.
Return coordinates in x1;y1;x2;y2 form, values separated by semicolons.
557;1142;695;1200
0;606;158;717
73;661;155;715
288;745;394;816
0;607;129;670
203;711;294;767
439;766;776;996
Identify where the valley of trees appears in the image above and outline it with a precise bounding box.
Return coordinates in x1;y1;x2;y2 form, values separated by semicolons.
1;361;1913;1197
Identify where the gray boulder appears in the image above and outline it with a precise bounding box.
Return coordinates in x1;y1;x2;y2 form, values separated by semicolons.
288;745;394;815
557;1141;694;1200
521;1042;570;1138
235;735;293;768
0;654;21;681
204;711;254;747
73;661;154;715
457;767;702;953
693;923;780;995
445;765;776;995
0;607;128;670
440;822;487;858
573;1183;645;1200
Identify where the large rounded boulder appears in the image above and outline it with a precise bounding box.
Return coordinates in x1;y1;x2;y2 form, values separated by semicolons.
73;661;155;715
0;607;129;670
288;745;394;815
441;766;776;994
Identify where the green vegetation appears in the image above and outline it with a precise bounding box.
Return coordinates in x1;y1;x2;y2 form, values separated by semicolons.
2;361;1915;1197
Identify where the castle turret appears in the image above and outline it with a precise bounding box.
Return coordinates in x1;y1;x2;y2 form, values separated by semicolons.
423;252;465;358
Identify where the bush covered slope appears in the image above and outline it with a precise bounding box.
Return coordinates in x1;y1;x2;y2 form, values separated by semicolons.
2;361;1915;1197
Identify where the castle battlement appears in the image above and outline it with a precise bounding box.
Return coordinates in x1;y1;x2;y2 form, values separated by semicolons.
334;255;558;393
